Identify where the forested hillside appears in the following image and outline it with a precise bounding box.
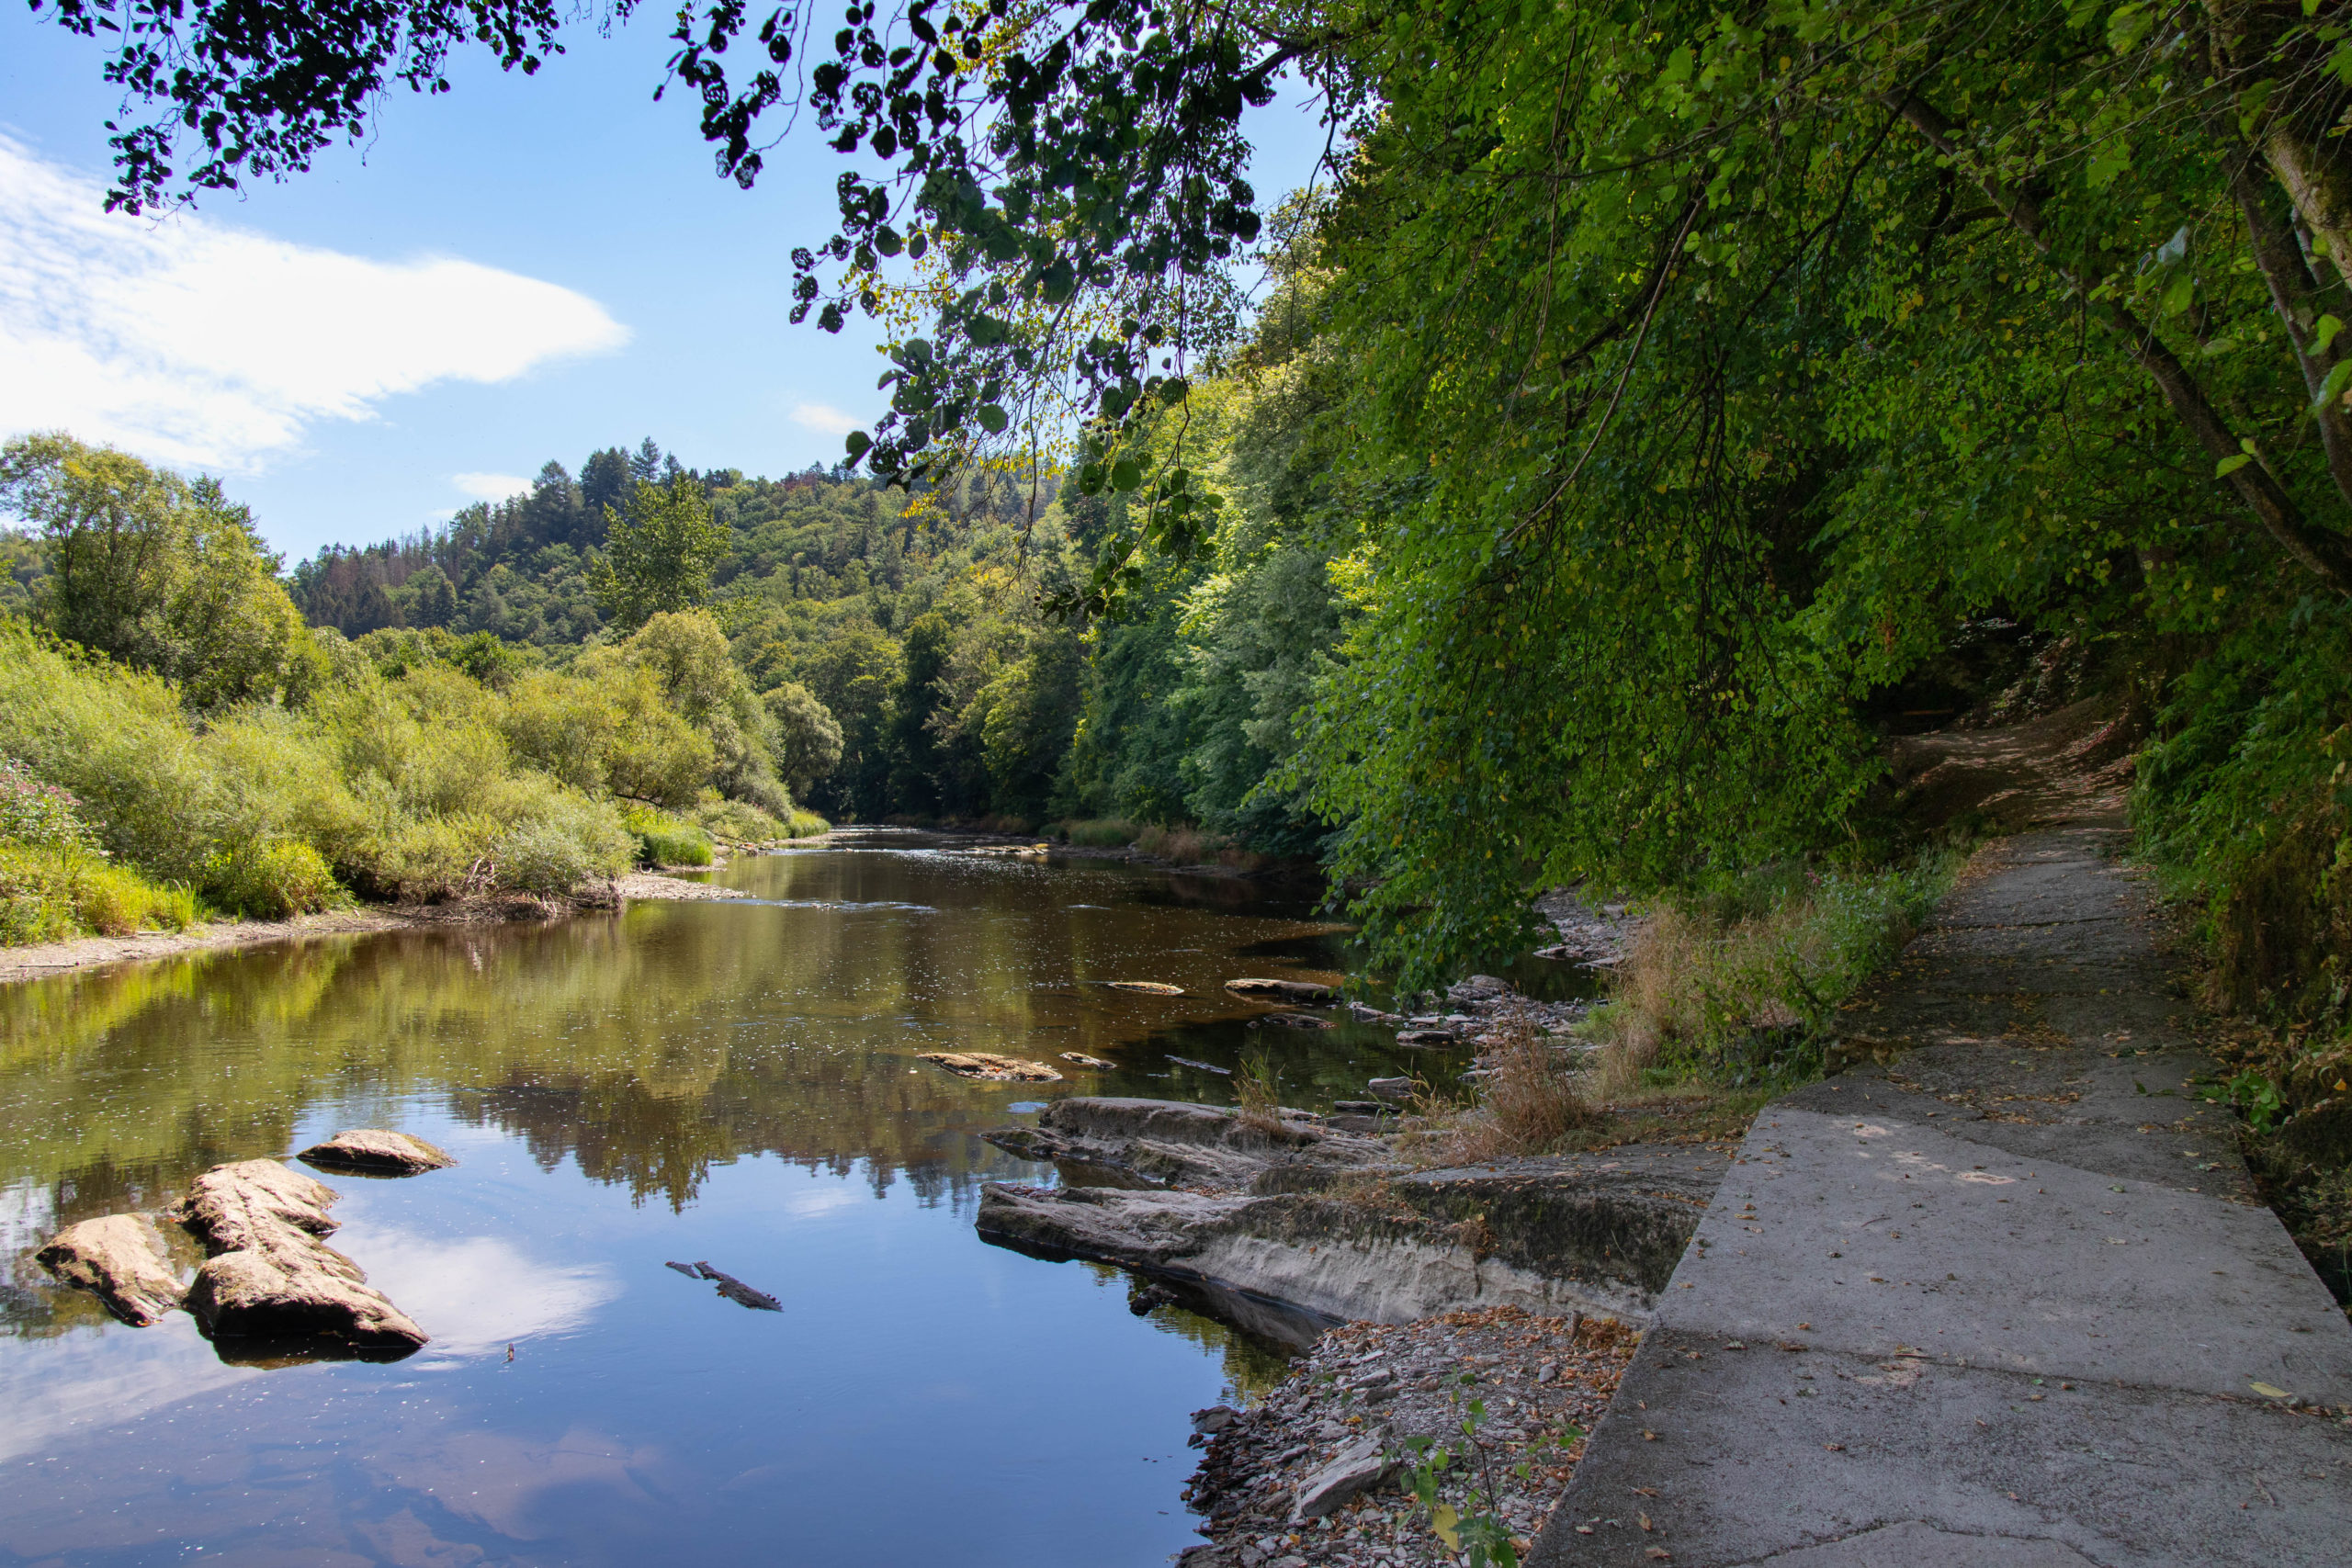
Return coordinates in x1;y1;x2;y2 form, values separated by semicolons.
277;344;1350;850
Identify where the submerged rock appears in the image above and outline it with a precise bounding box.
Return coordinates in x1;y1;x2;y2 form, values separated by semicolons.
1364;1077;1416;1103
1261;1011;1334;1031
918;1051;1063;1082
36;1213;185;1326
297;1129;457;1176
1225;977;1336;1005
174;1159;427;1352
1108;980;1185;996
1059;1052;1117;1069
981;1097;1392;1192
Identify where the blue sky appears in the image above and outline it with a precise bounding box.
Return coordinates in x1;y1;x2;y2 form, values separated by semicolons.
0;9;1330;560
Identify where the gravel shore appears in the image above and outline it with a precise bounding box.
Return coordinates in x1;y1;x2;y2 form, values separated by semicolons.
1177;1306;1638;1568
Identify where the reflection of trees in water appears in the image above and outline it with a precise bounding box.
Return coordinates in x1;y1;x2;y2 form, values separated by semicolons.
0;845;1402;1336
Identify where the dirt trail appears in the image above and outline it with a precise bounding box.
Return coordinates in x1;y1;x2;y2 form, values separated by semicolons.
1526;828;2352;1567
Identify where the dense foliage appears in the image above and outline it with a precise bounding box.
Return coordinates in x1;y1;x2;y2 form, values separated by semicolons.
29;2;2352;1019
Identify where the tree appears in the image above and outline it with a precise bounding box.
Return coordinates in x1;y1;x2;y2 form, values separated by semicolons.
587;473;729;631
0;432;318;708
763;682;843;794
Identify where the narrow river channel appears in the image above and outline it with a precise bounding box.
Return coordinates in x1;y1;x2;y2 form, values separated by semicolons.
0;830;1472;1566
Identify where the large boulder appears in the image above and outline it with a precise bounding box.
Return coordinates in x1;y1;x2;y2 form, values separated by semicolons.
35;1213;185;1326
297;1129;457;1176
173;1159;427;1353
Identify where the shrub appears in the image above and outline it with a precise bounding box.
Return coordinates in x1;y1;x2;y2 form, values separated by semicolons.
696;798;785;843
785;807;831;839
492;807;632;896
0;759;95;850
204;836;340;919
1445;1015;1600;1160
1059;817;1139;847
0;841;195;942
620;803;713;867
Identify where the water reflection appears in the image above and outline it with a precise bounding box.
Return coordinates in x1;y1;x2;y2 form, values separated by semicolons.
0;831;1469;1566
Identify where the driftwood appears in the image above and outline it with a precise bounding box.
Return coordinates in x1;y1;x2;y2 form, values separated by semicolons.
36;1214;186;1326
1223;977;1336;1004
918;1052;1063;1082
668;1259;782;1311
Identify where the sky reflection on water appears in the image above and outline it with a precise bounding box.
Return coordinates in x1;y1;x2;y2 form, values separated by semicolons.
0;832;1470;1566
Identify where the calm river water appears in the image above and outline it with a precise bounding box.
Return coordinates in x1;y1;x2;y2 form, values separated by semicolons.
0;830;1472;1567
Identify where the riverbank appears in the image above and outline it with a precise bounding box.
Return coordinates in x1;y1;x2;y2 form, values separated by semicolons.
0;868;751;986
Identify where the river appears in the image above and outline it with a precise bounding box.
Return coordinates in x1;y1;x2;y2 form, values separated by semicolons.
0;830;1475;1566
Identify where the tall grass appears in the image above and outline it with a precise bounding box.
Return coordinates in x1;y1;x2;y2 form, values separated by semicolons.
0;842;198;943
1583;852;1962;1095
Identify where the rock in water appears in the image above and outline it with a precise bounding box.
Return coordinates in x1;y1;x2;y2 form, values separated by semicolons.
297;1129;457;1176
187;1244;427;1350
918;1052;1063;1082
1224;977;1336;1004
177;1159;345;1249
1289;1434;1396;1522
1262;1011;1333;1031
1108;981;1185;995
173;1159;427;1352
1059;1052;1117;1069
35;1214;185;1326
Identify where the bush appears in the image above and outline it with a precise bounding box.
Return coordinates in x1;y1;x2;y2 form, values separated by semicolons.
492;806;633;896
620;803;712;867
785;807;831;839
0;759;95;850
0;841;196;942
204;836;339;919
1059;817;1139;847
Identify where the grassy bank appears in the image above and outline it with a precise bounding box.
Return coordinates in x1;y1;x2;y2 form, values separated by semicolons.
0;620;829;942
1414;851;1965;1165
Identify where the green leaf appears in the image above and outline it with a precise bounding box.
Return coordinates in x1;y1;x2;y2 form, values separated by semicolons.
2107;5;2152;53
2316;314;2344;354
844;430;872;459
2160;271;2195;317
2216;454;2252;478
1110;457;1143;491
977;403;1009;434
2314;357;2352;407
2086;139;2130;188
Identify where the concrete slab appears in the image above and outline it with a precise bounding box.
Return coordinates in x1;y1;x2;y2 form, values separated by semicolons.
1526;829;2352;1567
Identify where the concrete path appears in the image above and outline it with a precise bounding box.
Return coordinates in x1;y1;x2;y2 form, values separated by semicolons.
1528;829;2352;1567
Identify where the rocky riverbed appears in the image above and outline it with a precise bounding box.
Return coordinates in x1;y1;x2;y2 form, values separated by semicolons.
1174;1305;1638;1568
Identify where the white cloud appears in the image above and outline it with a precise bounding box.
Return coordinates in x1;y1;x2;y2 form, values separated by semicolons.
333;1224;618;1359
0;135;629;472
453;471;534;502
791;400;861;436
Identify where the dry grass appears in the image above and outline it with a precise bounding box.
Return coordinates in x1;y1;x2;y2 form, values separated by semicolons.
1231;1048;1284;1133
1418;1012;1600;1164
1581;856;1955;1094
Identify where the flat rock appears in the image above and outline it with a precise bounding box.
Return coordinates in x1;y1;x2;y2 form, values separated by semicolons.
1288;1434;1394;1522
1108;980;1185;995
35;1213;185;1326
1225;977;1336;1004
981;1097;1392;1191
1059;1052;1117;1068
1261;1011;1333;1030
918;1051;1062;1082
297;1128;457;1176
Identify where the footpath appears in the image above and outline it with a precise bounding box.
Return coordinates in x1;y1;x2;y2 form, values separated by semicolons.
1528;828;2352;1566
